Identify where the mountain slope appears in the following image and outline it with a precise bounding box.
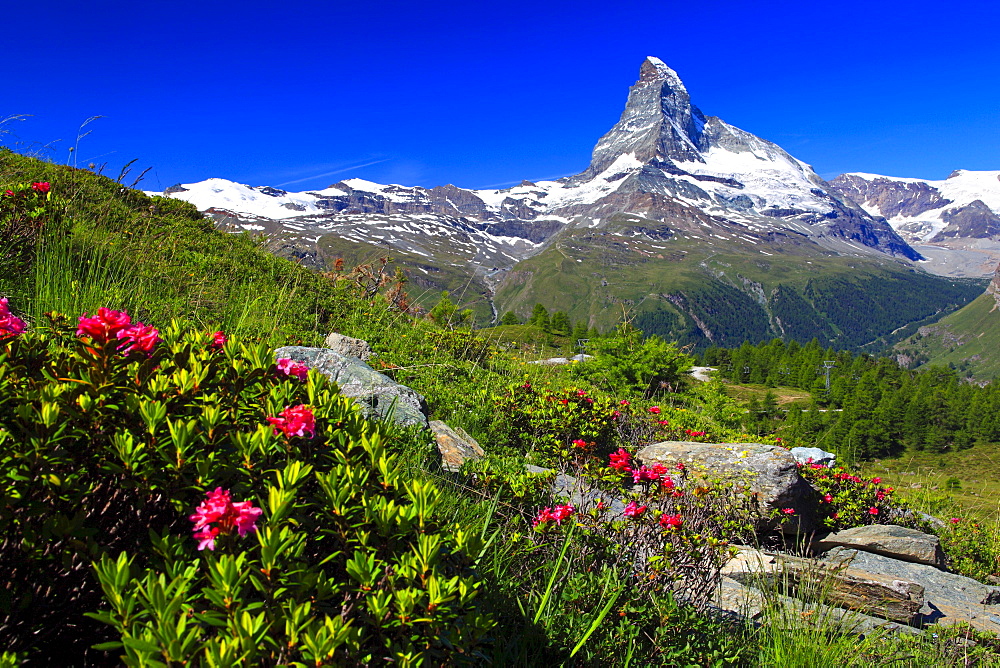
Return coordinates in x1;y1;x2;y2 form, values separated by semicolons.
894;264;1000;379
152;57;986;347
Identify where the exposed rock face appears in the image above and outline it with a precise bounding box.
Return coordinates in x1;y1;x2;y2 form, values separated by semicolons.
813;525;945;568
635;441;816;530
429;421;484;472
323;332;373;361
822;547;1000;634
274;346;428;428
829;170;1000;245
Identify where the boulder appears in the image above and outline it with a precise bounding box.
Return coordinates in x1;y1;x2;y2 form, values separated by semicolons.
813;525;945;568
274;346;427;428
323;332;373;361
712;576;765;621
429;421;484;472
790;446;836;467
822;547;1000;634
636;441;817;531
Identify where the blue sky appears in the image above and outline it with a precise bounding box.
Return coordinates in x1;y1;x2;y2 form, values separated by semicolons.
5;0;998;191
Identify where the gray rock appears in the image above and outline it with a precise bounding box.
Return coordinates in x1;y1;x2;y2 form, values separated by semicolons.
527;354;593;366
636;441;816;531
429;421;484;472
525;464;627;515
274;346;427;427
822;547;1000;634
790;446;836;467
322;332;373;361
712;576;765;621
814;525;945;568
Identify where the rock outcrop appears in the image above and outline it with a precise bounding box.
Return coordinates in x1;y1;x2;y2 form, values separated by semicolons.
274;346;428;428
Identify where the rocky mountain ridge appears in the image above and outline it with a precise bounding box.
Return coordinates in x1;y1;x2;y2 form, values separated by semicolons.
155;57;919;272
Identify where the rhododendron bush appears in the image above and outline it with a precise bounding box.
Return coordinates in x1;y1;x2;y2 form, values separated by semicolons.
0;310;487;664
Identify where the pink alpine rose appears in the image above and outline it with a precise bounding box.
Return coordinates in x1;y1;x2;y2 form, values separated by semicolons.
267;404;316;438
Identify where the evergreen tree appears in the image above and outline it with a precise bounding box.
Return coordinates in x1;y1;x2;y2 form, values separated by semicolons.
550;311;571;335
529;303;550;330
500;311;520;326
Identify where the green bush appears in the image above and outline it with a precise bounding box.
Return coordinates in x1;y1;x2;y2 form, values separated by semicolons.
570;324;693;398
0;310;488;665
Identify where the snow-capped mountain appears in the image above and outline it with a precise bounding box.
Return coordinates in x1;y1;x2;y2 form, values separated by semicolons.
829;170;1000;243
154;56;918;267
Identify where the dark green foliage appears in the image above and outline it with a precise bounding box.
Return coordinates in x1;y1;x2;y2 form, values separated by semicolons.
570;324;693;398
549;310;571;335
0;317;487;664
529;303;550;330
500;310;520;326
710;338;1000;460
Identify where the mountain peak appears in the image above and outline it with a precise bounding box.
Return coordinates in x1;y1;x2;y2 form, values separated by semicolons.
639;56;683;85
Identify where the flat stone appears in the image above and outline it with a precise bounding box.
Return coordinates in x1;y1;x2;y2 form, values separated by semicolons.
322;332;373;361
275;346;427;428
774;554;924;625
636;441;816;531
822;547;1000;634
814;524;945;568
721;546;779;578
711;576;765;621
429;421;484;472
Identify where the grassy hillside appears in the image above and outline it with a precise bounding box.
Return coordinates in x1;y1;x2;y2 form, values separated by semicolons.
496;216;986;352
5;151;1000;665
895;290;1000;380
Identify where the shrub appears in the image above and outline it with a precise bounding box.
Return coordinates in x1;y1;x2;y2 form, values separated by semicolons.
0;309;488;664
797;463;913;530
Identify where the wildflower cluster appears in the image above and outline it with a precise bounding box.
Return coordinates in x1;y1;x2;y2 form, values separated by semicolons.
532;503;575;528
797;460;907;530
267;404;316;438
189;487;262;551
276;357;310;381
77;307;161;354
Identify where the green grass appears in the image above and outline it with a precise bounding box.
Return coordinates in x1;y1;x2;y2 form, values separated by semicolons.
6;148;1000;665
895;291;1000;380
862;444;1000;521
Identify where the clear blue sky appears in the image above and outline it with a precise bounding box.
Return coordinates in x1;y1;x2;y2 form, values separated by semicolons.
5;0;998;191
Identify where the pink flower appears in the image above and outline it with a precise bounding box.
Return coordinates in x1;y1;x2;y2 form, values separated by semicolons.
276;357;310;382
657;420;669;426
521;382;531;389
551;504;574;523
189;487;262;551
77;307;132;343
194;525;220;551
0;298;27;338
609;448;631;472
661;476;675;490
576;389;586;397
611;410;622;420
868;507;879;515
31;182;50;194
210;331;227;350
950;517;961;524
781;508;795;515
632;465;660;483
619;400;630;406
659;513;682;528
117;322;160;354
871;477;881;484
648;406;661;415
823;494;833;503
623;501;647;517
532;504;574;527
571;439;588;449
267;404;316;438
